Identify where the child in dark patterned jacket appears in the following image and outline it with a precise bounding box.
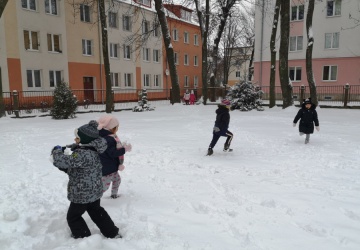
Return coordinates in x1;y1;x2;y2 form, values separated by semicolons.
97;115;132;199
51;120;121;239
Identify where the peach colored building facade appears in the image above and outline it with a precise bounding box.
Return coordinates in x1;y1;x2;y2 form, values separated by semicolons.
254;0;360;89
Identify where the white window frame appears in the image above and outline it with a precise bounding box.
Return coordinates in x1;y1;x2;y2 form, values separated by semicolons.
181;9;191;21
154;74;160;87
327;0;341;17
82;39;93;56
289;66;302;82
142;20;149;34
184;54;189;65
173;29;178;41
194;55;198;66
27;69;42;88
194;76;198;88
49;70;62;87
289;36;303;52
21;0;37;11
194;34;199;46
47;33;61;53
184;32;189;44
123;15;132;31
143;48;150;62
80;4;91;23
236;71;241;78
184;75;189;87
110;72;120;87
291;5;304;21
323;65;338;81
45;0;58;15
24;30;39;51
138;0;150;7
124;73;132;87
110;43;119;58
153;23;160;37
108;12;118;28
174;52;179;65
325;32;339;49
153;49;160;63
143;74;151;88
124;45;131;59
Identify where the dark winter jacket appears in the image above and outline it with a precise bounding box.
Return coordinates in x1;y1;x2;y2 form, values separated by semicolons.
214;105;230;132
293;103;319;134
98;129;126;176
52;138;107;204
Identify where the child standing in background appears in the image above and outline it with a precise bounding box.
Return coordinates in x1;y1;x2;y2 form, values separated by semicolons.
97;115;132;199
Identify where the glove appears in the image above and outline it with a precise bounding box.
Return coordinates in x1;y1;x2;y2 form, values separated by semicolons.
66;143;78;151
316;126;320;131
51;145;62;155
213;126;220;132
293;123;296;127
118;165;125;171
123;142;132;152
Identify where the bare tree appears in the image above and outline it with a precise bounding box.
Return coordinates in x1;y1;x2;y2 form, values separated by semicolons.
0;0;9;117
305;0;318;105
154;0;180;103
269;0;280;108
278;0;292;108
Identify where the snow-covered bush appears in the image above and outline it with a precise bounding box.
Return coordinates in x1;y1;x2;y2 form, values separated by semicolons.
226;81;264;111
50;82;78;119
133;89;155;112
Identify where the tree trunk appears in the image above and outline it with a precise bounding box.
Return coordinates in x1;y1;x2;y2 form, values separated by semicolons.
269;0;281;108
279;0;293;108
306;0;318;105
248;42;254;81
98;0;113;113
0;0;9;18
154;0;180;103
0;68;5;117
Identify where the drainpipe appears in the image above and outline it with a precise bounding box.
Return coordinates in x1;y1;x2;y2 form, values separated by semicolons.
98;2;104;103
259;0;265;87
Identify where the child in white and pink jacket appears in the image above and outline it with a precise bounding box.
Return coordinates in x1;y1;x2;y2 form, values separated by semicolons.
97;115;132;199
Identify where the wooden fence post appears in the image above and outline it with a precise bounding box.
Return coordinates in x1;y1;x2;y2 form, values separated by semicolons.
300;85;305;104
343;83;350;108
13;90;20;118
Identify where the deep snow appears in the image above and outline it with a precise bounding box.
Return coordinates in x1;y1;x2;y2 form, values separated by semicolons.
0;104;359;250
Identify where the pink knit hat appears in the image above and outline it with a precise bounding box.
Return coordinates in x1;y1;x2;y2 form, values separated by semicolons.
97;115;119;130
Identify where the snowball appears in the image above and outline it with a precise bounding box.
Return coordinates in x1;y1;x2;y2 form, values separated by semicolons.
3;209;19;221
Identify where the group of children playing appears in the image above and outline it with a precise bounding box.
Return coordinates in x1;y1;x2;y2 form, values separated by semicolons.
51;97;320;239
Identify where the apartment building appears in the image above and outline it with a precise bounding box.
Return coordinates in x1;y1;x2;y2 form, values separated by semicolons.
226;46;253;86
0;0;201;102
254;0;360;88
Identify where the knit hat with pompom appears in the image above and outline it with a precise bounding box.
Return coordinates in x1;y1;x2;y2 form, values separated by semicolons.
75;120;99;144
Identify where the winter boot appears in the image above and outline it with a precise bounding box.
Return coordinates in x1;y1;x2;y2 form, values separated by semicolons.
207;147;213;156
111;194;119;199
223;143;233;152
305;134;310;144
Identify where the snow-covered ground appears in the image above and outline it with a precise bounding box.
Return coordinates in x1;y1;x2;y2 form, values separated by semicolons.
0;104;359;250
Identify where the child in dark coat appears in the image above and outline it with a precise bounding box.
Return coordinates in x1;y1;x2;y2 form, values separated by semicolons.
51;120;121;239
97;115;132;199
293;98;320;144
207;99;234;155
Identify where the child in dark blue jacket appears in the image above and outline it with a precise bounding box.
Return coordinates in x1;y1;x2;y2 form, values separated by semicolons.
207;99;234;155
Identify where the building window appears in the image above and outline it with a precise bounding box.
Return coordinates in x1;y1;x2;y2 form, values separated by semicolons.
291;5;304;21
194;76;198;87
153;49;160;63
325;32;339;49
181;9;191;21
110;72;120;87
45;0;57;15
124;73;132;87
174;52;179;65
173;29;178;41
24;30;39;51
142;20;149;34
110;43;119;58
21;0;36;11
194;34;199;46
154;74;160;87
124;45;131;59
47;34;61;52
82;39;92;56
123;15;132;31
323;65;337;81
194;55;198;66
49;70;62;87
143;74;151;87
27;70;41;88
184;54;189;65
289;67;302;81
143;48;150;61
153;22;160;37
184;32;189;43
327;0;341;17
80;4;91;23
137;0;150;7
236;71;241;78
184;75;189;87
290;36;303;51
108;12;117;28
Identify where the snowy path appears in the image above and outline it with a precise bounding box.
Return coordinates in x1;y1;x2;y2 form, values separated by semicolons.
0;105;359;250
